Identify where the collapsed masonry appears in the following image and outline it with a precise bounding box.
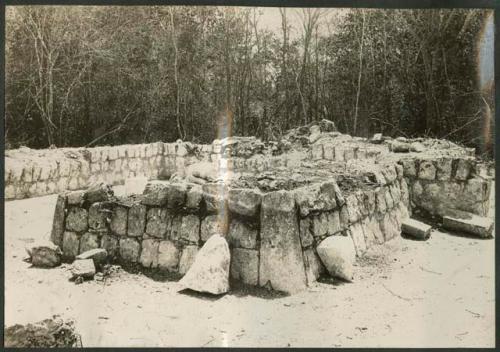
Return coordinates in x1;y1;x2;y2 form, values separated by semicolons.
6;120;494;293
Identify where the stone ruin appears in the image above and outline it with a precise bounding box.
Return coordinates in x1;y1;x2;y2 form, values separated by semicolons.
6;120;495;294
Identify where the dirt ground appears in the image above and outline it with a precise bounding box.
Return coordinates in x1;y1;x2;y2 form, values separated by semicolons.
4;190;495;348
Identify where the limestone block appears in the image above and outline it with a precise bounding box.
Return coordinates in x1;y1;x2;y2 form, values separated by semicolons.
327;211;342;235
395;163;404;179
294;182;338;217
85;182;114;203
455;159;471;181
312;213;329;238
127;203;147;237
65;207;88;233
380;212;399;241
145;208;169;239
412;180;423;200
360;217;377;248
88;203;111;231
384;187;394;209
228;188;262;218
140;239;160;268
339;205;350;229
201;215;225;242
323;144;334;160
356;192;369;217
346;194;361;223
186;184;203;210
230;248;259;286
178;245;199;275
142;181;169;206
334;147;345;162
202;183;228;214
50;194;67;247
110;206;128;236
259;190;307;293
167;182;188;209
443;212;494;238
119;237;141;262
101;235;119;260
344;148;355;161
79;232;100;253
348;222;367;257
303;248;325;285
157;240;180;271
76;248;107;269
464;178;488;203
70;259;95;279
402;218;432;240
400;159;417;177
299;217;314;248
227;219;258;249
62;231;80;260
317;235;356;280
179;214;200;244
435;158;453;181
418;160;436;180
368;216;385;244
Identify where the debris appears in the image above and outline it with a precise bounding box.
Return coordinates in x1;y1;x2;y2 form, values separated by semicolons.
401;218;432;240
25;240;62;268
178;234;230;295
317;235;356;281
443;212;494;238
69;259;96;280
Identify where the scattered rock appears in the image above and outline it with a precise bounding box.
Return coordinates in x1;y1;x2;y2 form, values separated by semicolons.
26;241;62;268
317;235;356;281
443;212;494;238
401;218;432;240
178;234;230;295
75;248;108;268
69;259;96;280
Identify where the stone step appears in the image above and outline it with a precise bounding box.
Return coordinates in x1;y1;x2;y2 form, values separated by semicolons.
401;218;432;240
443;213;494;238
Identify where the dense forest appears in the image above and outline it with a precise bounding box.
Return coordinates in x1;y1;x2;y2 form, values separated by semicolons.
5;6;494;155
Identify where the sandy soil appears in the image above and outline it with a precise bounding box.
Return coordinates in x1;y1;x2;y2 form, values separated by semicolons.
4;191;495;348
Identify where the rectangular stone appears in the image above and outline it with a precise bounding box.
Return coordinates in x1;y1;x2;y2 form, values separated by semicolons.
348;223;367;257
402;218;432;240
65;207;88;233
178;245;198;274
443;213;494;238
179;215;201;244
119;237;141;262
140;239;160;268
327;211;342;235
303;248;324;285
50;194;67;247
110;206;128;236
62;231;80;260
299;217;314;248
230;248;259;286
227;219;258;249
146;208;169;239
418;160;436;180
101;234;119;260
79;232;100;253
88;203;111;231
128;203;147;237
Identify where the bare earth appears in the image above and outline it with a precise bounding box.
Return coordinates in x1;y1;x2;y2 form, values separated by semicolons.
5;191;495;348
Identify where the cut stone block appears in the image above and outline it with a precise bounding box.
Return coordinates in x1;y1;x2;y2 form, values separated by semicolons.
259;190;307;294
88;203;111;231
227;188;262;217
62;231;80;260
303;248;324;284
119;238;141;262
70;259;95;279
327;211;342;235
26;241;62;268
401;218;432;240
455;159;471;181
79;232;100;253
294;182;338;217
418;160;436;180
299;217;314;248
200;215;225;242
65;207;88;233
142;181;169;206
50;194;67;247
158;240;180;271
348;222;367;257
101;235;119;260
85;182;114;203
227;219;258;249
179;215;201;244
435;158;453;181
76;248;107;268
443;213;494;238
202;183;228;214
127;203;147;237
67;191;85;205
178;245;199;275
145;208;169;239
167;182;188;209
140;239;159;268
230;248;259;286
110;206;128;236
186;184;203;210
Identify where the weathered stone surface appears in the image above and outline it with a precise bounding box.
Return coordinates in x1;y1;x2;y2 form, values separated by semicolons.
455;159;471;181
145;208;169;239
76;248;107;268
140;239;159;268
167;182;188;209
228;188;262;217
299;217;314;248
317;235;356;281
101;235;119;260
50;194;67;247
88;203;111;231
26;241;62;268
348;223;367;257
110;206;128;236
127;203;147;237
202;183;228;214
186;184;203;210
346;194;361;223
65;207;88;233
294;181;338;217
418;160;436;180
400;159;417;177
179;215;201;244
443;212;494;238
304;248;324;284
327;211;342;235
119;238;141;262
312;213;329;238
380;211;400;241
85;182;114;203
200;215;225;242
227;219;258;249
178;245;199;275
142;181;169;206
70;259;95;279
158;240;180;271
339;205;349;229
402;218;432;240
79;232;100;253
259;191;307;293
67;191;85;205
62;231;80;259
230;248;259;286
435;158;453;181
178;234;230;295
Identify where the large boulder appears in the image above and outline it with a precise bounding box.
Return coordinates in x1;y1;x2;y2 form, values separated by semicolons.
26;241;62;268
178;234;230;295
317;235;356;281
